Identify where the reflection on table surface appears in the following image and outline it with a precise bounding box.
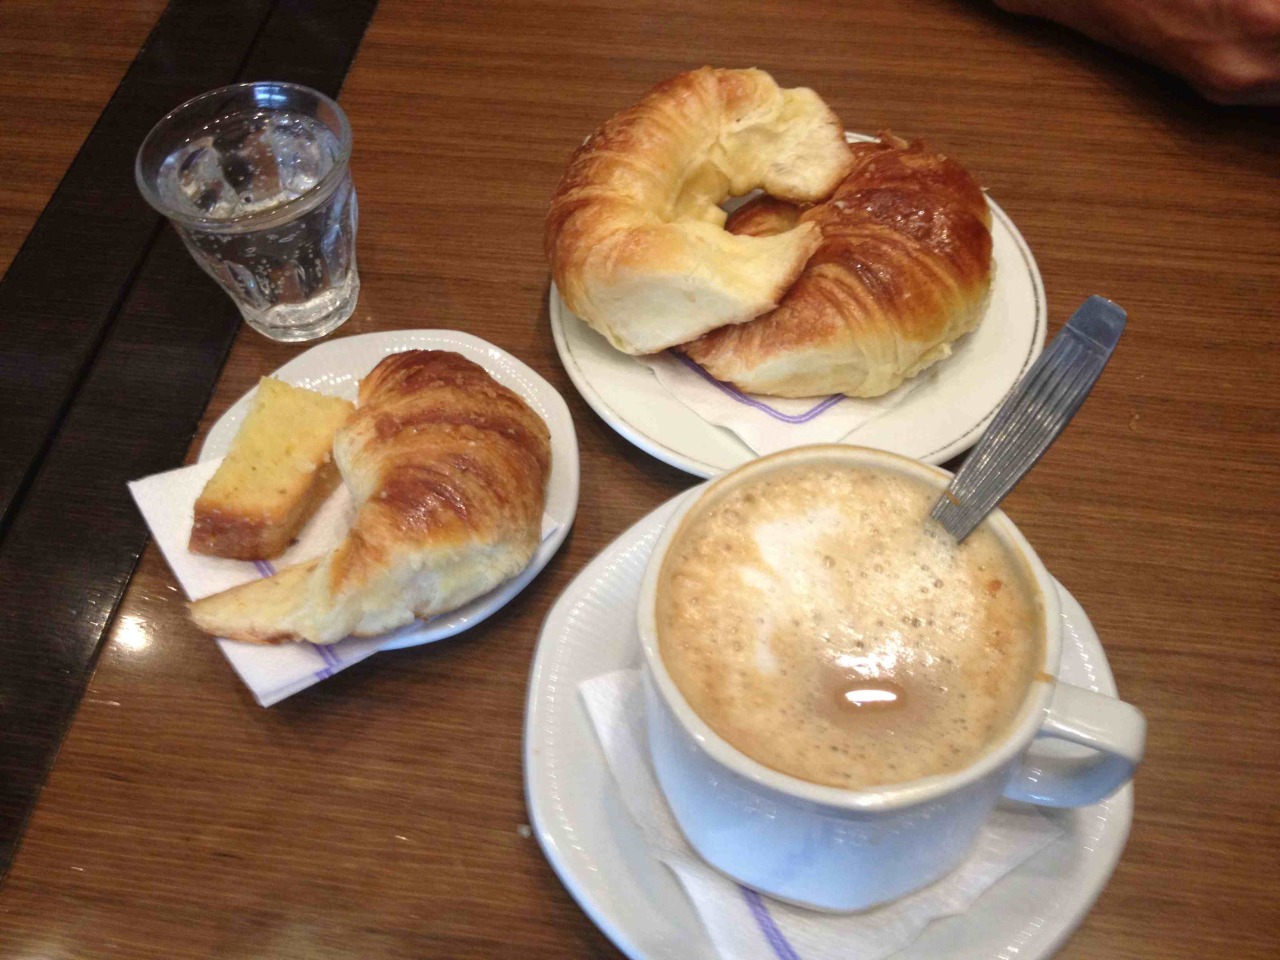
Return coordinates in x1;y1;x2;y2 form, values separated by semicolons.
0;1;1276;959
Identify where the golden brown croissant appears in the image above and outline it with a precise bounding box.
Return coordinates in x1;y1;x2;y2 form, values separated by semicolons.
188;351;551;645
546;67;853;355
680;135;994;398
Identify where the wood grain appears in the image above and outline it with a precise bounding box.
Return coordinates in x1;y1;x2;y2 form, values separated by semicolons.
0;0;168;278
1;1;1277;958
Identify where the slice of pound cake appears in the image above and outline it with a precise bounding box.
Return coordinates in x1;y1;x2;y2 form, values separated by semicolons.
190;378;354;560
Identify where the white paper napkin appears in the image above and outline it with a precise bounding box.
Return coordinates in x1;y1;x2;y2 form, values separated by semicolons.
637;351;924;456
129;459;558;707
580;668;1063;960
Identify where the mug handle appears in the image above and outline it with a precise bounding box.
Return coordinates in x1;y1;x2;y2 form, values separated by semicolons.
1003;682;1146;808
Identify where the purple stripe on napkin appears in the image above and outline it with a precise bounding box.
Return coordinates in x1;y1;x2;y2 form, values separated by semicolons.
311;642;339;678
676;353;844;424
741;887;803;960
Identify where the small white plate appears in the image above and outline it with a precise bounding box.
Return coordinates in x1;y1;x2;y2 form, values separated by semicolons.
524;492;1132;960
200;329;580;651
550;134;1047;477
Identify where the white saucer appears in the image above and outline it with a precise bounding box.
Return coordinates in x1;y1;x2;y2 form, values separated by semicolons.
200;329;579;652
524;492;1132;960
550;133;1047;477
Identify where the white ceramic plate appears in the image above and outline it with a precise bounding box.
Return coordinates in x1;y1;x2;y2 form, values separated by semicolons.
524;491;1132;960
550;133;1047;477
200;329;580;652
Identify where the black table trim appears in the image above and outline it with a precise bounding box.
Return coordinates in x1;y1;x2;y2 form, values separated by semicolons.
0;0;378;878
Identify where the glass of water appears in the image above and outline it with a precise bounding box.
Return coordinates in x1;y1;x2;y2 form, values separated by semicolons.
136;82;359;342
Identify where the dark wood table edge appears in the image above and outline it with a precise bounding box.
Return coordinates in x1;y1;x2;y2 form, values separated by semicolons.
0;0;379;879
0;0;269;536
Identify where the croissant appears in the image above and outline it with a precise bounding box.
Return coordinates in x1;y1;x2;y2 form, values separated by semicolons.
546;67;853;355
680;135;994;398
188;351;552;645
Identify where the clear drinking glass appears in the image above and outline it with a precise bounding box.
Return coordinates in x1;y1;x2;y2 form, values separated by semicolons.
136;82;360;342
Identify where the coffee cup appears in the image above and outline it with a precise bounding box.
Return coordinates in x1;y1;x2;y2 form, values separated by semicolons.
636;445;1144;912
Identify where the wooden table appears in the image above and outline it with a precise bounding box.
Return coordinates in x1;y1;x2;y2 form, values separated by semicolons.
0;1;1276;957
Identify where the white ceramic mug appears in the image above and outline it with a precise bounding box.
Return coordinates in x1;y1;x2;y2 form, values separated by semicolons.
637;445;1145;913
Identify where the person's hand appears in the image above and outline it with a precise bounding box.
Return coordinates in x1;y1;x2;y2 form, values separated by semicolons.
995;0;1280;104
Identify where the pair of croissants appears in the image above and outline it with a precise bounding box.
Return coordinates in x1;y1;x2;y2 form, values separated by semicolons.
545;67;994;399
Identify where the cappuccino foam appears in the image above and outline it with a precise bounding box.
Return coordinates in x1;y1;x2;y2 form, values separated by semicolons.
656;464;1042;790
